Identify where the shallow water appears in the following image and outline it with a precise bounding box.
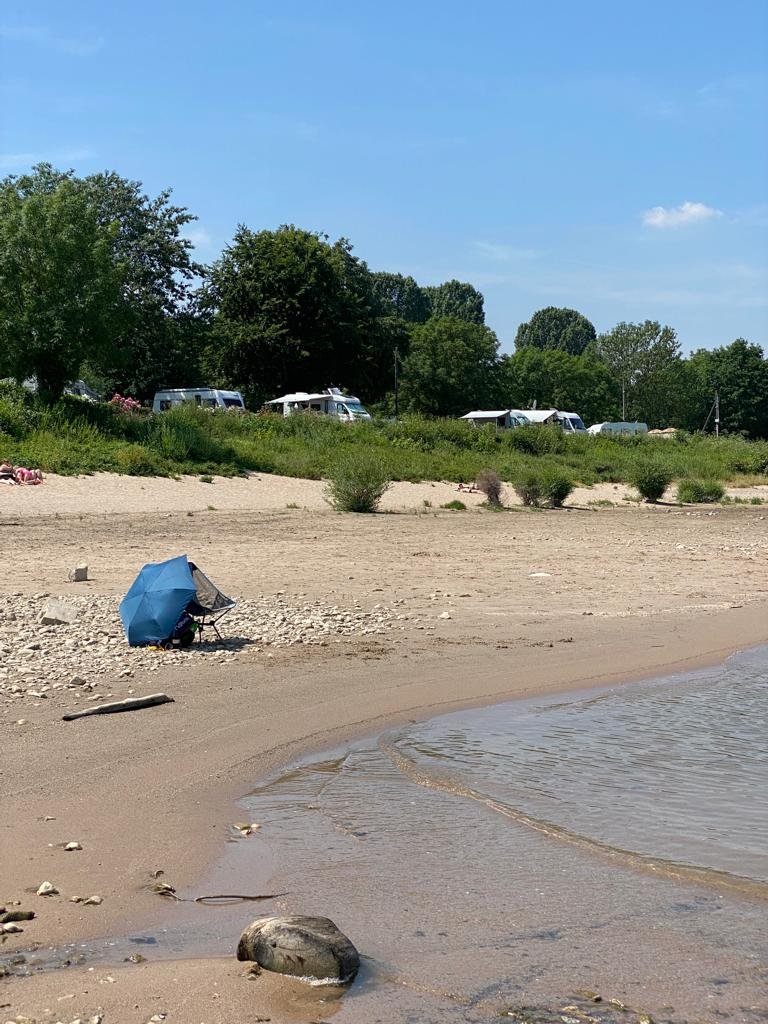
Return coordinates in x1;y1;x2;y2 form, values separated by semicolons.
7;648;768;1021
387;644;768;887
232;646;768;1021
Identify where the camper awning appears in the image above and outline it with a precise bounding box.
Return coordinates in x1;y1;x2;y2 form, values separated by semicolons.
461;410;510;420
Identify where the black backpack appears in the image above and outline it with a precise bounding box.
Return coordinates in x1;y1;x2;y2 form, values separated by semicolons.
168;610;196;648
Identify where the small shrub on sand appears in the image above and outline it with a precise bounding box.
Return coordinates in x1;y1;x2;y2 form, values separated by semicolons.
442;499;466;510
676;479;725;504
541;468;574;508
326;453;391;513
475;469;503;506
513;468;573;508
513;470;545;507
630;461;673;503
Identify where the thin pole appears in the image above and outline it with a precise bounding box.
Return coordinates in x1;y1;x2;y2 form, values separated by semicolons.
714;389;720;438
394;346;399;419
622;381;626;420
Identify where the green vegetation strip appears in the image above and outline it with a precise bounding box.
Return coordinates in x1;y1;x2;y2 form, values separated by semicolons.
2;383;767;488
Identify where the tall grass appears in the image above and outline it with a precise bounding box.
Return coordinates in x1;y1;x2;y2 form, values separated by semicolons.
1;383;767;486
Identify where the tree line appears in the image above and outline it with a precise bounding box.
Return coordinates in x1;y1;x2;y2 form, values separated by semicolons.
1;164;766;438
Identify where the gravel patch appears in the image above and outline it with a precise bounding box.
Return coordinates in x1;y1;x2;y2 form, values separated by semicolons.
0;593;407;710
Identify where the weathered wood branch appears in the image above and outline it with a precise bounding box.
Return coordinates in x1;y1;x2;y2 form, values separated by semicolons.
62;693;174;721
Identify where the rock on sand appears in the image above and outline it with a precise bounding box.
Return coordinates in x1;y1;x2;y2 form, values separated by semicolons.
237;914;360;983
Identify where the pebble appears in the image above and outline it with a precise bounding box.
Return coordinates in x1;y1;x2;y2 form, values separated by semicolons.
83;895;103;905
64;841;83;851
36;881;58;896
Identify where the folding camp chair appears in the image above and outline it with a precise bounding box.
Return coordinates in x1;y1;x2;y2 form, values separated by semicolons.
186;562;237;643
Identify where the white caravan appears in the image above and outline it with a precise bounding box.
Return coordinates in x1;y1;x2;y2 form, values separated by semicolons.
152;388;245;412
588;421;648;436
264;387;371;422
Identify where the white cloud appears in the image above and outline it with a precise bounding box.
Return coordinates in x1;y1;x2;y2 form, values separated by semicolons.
642;201;722;229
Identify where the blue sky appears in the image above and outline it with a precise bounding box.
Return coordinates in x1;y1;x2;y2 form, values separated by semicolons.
1;0;766;353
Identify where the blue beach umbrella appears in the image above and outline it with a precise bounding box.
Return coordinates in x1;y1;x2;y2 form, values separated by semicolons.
119;555;197;646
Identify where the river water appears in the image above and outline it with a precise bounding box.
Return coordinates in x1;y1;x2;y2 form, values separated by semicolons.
234;646;768;1021
6;648;767;1021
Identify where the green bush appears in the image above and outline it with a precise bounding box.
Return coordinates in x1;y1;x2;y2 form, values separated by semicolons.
512;467;574;507
631;461;673;502
513;470;545;507
325;453;392;512
441;499;466;510
676;479;725;504
541;468;574;507
114;444;165;476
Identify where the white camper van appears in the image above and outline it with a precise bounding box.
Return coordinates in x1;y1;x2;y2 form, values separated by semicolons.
558;411;587;434
461;410;531;429
520;409;587;433
152;388;245;413
264;387;371;422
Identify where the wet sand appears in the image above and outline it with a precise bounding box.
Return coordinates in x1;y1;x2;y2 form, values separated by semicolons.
1;474;767;1021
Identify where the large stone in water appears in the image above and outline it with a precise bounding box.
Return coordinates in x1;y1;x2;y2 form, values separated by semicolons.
236;915;359;983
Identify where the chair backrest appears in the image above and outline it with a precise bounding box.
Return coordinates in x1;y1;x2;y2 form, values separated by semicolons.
187;563;235;614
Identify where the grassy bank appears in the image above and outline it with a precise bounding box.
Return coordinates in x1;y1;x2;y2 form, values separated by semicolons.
2;384;767;486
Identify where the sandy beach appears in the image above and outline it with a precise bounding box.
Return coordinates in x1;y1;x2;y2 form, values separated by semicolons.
2;472;767;1022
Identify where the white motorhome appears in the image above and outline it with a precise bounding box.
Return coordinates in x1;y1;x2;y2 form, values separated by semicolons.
152;388;245;413
558;411;587;434
520;409;587;433
461;410;530;430
264;387;371;422
588;421;648;436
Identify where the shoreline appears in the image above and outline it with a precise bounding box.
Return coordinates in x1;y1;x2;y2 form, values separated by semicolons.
4;606;767;948
5;619;767;1023
3;482;767;1020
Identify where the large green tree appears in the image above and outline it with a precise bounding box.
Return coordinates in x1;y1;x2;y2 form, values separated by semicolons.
202;225;390;406
593;320;681;424
499;348;620;425
0;170;126;402
515;306;596;356
400;316;499;416
423;279;485;325
83;169;202;399
688;339;768;438
0;164;201;401
370;271;431;323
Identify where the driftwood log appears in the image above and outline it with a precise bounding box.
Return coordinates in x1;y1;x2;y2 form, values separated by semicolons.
62;693;174;721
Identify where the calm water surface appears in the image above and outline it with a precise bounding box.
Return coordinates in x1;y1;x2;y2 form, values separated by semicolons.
235;646;768;1021
8;648;767;1022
